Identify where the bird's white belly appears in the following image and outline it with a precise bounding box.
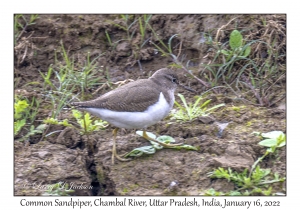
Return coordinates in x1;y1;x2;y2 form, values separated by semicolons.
85;92;174;129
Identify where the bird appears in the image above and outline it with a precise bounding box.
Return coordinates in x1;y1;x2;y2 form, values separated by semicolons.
71;68;194;164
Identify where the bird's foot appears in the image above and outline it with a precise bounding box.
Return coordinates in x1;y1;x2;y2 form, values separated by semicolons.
142;131;183;147
111;128;132;164
111;150;131;164
115;154;132;162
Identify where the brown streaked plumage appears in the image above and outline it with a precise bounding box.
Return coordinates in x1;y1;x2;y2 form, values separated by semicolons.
71;68;194;164
71;68;177;112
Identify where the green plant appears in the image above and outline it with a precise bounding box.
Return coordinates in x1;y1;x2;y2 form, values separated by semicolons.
250;131;286;176
71;110;108;135
201;29;256;87
42;182;74;196
207;131;286;196
255;131;286;149
220;30;251;60
44;110;107;153
14;99;29;135
207;166;284;196
147;23;173;57
39;45;75;118
134;15;152;68
170;93;225;123
203;188;241;196
19;124;47;142
105;15;152;70
69;52;105;98
14;14;39;43
105;30;113;47
44;110;108;136
147;18;285;107
110;15;137;40
201;25;285;107
124;131;198;158
40;42;105;118
105;15;139;49
14;97;44;141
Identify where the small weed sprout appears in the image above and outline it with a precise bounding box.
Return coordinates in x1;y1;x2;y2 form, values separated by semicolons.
220;29;251;61
170;93;225;123
71;110;109;135
14;99;29;136
14;97;45;141
44;110;108;136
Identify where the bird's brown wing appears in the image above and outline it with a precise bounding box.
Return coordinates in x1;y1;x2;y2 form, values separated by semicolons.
72;79;162;112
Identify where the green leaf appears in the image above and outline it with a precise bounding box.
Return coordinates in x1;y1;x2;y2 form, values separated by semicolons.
228;191;242;196
220;49;231;56
277;134;286;147
124;146;156;157
72;109;82;119
262;187;272;196
150;141;164;150
199;99;211;109
132;131;198;157
150;135;175;150
243;177;252;187
205;103;225;113
36;124;48;131
229;30;243;50
14;119;26;135
44;118;73;128
261;131;284;139
255;131;286;148
258;138;277;147
266;147;275;153
44;117;59;124
14;99;29;119
94;120;109;129
156;135;175;144
258;131;286;148
61;119;72;127
178;93;190;114
84;112;92;128
243;45;251;57
179;144;198;151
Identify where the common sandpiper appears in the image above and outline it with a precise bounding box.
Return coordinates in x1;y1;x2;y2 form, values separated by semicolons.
71;68;195;164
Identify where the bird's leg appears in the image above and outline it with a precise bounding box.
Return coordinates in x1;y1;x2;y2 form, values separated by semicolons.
111;128;131;164
142;130;183;147
112;128;117;165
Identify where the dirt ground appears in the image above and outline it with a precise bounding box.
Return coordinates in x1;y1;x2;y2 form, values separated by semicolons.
14;14;286;196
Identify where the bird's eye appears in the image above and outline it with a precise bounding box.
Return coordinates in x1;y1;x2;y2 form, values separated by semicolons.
172;78;177;83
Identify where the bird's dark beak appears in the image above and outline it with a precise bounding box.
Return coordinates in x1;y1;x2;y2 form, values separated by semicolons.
178;83;196;93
